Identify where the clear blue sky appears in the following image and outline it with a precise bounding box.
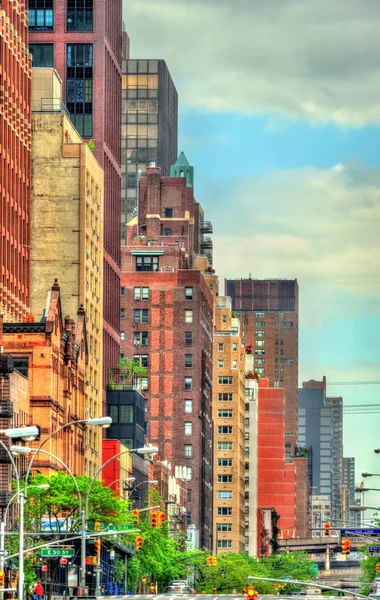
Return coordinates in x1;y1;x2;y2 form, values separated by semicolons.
125;0;380;490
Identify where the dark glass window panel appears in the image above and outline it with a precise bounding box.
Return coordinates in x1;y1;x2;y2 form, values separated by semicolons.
29;1;53;30
29;44;54;67
67;0;94;32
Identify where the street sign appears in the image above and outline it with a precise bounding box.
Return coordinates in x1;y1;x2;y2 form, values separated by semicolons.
94;566;102;572
106;524;135;532
340;528;380;536
41;548;74;557
369;546;380;554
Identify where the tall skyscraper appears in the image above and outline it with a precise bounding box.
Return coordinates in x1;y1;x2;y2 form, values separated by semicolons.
119;161;213;548
0;0;31;321
343;457;357;527
225;279;299;453
299;378;344;524
28;0;122;402
121;58;178;237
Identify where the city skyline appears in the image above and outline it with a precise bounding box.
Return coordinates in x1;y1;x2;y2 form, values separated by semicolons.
124;0;380;489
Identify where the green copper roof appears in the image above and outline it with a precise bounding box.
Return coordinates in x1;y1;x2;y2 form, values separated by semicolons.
173;151;190;167
170;151;194;187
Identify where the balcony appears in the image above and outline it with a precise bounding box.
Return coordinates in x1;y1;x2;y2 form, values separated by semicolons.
201;221;213;234
0;448;12;464
0;401;14;418
200;237;213;249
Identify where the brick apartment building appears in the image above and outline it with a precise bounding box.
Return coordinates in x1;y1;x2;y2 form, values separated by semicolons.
213;296;246;554
225;278;310;536
0;0;32;321
29;0;122;401
120;162;214;548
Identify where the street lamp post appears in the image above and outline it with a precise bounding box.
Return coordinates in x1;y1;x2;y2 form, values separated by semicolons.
82;446;157;597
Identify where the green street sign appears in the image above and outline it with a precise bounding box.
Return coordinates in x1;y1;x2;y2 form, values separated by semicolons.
106;524;135;532
41;548;74;557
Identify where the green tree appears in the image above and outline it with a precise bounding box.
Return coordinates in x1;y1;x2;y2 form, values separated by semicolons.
359;545;379;595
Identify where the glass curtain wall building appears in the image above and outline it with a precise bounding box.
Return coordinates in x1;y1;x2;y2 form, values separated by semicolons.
121;59;178;241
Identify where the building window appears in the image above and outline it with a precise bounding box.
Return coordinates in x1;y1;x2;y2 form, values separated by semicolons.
217;442;233;451
121;286;125;296
218;376;233;385
232;343;237;352
133;331;148;347
218;393;233;401
133;354;148;368
29;0;53;30
218;458;233;467
222;315;227;324
218;426;233;434
165;208;173;218
185;287;193;300
255;321;265;327
280;358;294;365
217;491;232;500
184;331;193;346
164;228;172;236
134;287;149;300
217;507;232;516
185;354;193;368
184;399;193;414
185;309;193;323
218;343;224;352
217;540;232;550
184;444;192;458
255;358;265;364
187;489;192;503
218;360;224;368
184;422;192;436
29;44;54;67
136;255;159;271
134;309;149;323
255;340;265;347
255;349;265;355
255;312;265;318
108;405;118;422
120;438;133;449
67;0;93;31
66;44;93;137
120;405;133;423
218;410;232;418
184;377;193;391
232;360;237;369
255;330;265;337
217;523;232;532
281;321;294;327
120;309;125;319
245;388;255;397
256;368;265;375
218;475;233;483
120;331;125;341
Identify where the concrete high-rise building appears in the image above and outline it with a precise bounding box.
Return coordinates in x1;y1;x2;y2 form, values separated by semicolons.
299;378;344;525
121;59;178;236
225;279;299;453
29;0;122;401
30;69;104;475
119;161;213;549
213;296;246;554
343;457;356;527
310;495;331;538
0;0;32;321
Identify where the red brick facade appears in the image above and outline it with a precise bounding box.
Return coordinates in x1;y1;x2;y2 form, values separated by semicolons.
257;379;296;542
0;0;31;321
29;0;122;403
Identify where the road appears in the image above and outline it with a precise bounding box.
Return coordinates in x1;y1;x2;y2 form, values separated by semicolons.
96;595;349;600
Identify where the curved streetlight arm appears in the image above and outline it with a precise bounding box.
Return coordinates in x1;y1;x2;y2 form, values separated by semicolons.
0;439;20;496
85;448;136;515
23;418;88;486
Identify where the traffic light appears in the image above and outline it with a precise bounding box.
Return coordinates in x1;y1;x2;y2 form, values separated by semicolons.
94;520;100;531
0;570;4;588
341;539;351;555
246;586;258;600
323;522;331;536
211;556;217;567
94;539;101;557
150;583;155;593
132;509;139;525
376;564;380;574
206;556;213;566
136;536;143;551
151;512;158;528
158;512;166;528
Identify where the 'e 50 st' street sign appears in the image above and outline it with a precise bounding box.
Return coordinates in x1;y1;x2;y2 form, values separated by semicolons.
41;548;74;558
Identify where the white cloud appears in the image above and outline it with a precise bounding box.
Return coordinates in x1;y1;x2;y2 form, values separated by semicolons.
124;0;380;126
207;160;380;327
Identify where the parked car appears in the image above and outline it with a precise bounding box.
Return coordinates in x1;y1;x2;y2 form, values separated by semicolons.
165;581;192;595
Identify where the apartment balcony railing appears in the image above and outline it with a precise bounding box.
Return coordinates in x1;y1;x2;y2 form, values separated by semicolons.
200;221;213;234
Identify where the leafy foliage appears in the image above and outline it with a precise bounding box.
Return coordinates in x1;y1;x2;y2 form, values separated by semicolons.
359;545;379;594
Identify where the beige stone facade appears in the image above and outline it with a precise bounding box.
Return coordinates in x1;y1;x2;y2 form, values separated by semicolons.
213;294;246;554
30;69;104;476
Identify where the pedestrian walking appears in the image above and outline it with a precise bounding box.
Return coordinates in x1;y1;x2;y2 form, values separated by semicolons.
34;582;45;600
